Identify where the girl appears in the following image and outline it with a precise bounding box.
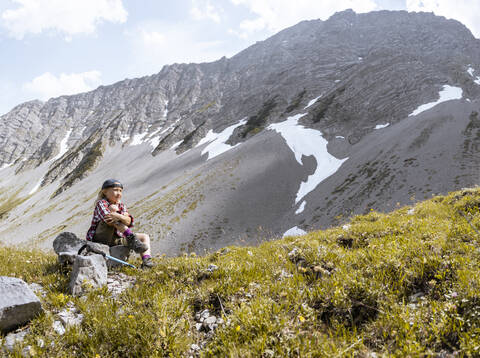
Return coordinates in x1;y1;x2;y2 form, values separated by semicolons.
86;179;154;268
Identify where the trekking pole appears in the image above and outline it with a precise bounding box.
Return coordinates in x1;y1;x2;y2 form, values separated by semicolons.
78;243;137;269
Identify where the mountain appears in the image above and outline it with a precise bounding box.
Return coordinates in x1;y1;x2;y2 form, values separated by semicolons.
2;187;480;356
0;9;479;255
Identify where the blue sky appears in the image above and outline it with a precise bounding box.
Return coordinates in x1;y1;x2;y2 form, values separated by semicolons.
0;0;478;115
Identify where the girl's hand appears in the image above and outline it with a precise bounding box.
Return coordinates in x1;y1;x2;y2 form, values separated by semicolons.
105;212;120;224
109;204;119;212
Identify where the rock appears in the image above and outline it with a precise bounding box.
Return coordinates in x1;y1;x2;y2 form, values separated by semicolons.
58;252;77;265
106;272;136;297
3;329;29;353
204;316;217;325
27;283;46;297
199;310;210;320
69;254;108;296
263;349;275;357
195;323;203;331
107;245;131;269
53;232;109;265
0;277;43;333
53;232;84;254
22;345;33;357
206;264;218;273
409;291;425;303
279;269;293;279
191;344;200;351
287;248;300;261
52;320;65;335
57;308;84;328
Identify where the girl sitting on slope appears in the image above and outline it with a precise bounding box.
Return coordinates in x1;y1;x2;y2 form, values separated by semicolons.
86;179;154;268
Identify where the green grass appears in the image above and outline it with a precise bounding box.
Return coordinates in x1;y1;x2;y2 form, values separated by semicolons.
0;184;29;220
2;187;480;356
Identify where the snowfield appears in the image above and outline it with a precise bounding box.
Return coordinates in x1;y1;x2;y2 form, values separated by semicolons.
196;119;247;160
268;114;348;204
409;85;463;117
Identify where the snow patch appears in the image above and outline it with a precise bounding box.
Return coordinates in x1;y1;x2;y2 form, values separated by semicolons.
268;114;348;204
149;137;161;150
295;201;306;215
375;123;390;130
130;132;148;146
170;140;183;150
304;95;322;109
358;57;363;60
51;129;72;162
28;179;42;195
283;226;307;238
164;100;169;117
336;136;345;139
409;85;463;117
196;118;247;160
120;134;129;143
466;66;480;85
0;162;13;170
160;118;181;135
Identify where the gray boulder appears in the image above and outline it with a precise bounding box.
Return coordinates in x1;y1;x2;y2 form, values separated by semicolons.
69;254;108;296
108;245;131;269
2;329;29;353
53;232;110;265
0;277;43;333
58;252;77;265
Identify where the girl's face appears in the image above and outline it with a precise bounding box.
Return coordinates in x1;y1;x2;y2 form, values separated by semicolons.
103;187;123;204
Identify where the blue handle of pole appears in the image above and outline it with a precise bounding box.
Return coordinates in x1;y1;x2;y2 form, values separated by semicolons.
105;254;137;269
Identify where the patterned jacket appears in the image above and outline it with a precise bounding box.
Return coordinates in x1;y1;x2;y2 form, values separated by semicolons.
86;199;134;241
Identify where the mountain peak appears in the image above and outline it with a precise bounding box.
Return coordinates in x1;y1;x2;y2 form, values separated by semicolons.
1;10;480;256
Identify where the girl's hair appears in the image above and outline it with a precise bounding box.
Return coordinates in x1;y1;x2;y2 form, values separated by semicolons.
94;189;107;207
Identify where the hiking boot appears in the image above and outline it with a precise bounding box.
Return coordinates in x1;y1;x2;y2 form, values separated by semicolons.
141;256;154;269
125;233;148;254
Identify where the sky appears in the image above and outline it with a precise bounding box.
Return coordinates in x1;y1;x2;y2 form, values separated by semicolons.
0;0;479;116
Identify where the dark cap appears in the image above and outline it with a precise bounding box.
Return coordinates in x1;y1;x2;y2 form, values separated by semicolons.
102;179;123;189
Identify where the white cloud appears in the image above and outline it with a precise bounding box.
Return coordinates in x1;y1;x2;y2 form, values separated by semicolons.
1;0;128;40
406;0;480;38
229;0;378;37
23;71;102;101
190;0;222;23
140;29;166;47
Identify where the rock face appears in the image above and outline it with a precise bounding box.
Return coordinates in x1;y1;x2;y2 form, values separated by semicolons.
69;255;108;296
1;10;480;254
0;277;43;333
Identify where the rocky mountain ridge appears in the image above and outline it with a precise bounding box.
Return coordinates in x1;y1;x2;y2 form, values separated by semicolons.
0;9;479;254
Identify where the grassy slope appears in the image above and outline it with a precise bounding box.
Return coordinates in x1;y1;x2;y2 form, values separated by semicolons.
1;187;480;357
